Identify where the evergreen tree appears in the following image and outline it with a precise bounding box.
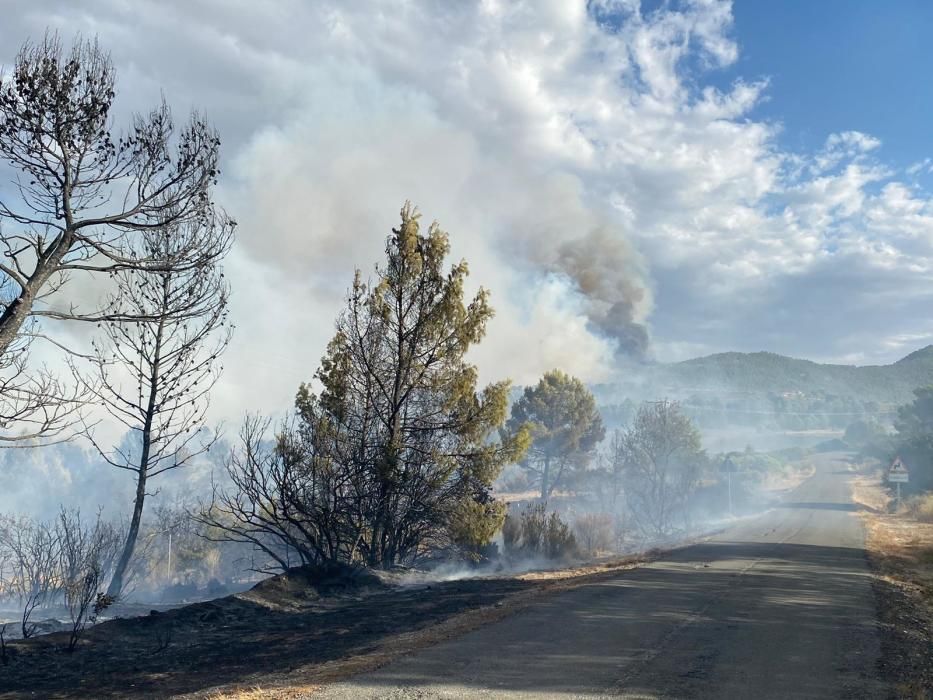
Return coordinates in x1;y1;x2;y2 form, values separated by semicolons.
893;386;933;492
619;400;705;536
504;370;605;500
313;202;527;566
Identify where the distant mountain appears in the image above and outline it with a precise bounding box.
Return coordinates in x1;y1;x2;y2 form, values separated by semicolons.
653;345;933;404
593;346;933;429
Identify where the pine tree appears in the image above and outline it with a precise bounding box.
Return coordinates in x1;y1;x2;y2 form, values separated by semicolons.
313;202;527;567
504;370;605;500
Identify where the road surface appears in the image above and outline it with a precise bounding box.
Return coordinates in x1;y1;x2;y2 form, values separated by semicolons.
318;453;884;698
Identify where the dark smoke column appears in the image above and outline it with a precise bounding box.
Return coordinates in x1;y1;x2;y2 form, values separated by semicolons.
555;228;652;361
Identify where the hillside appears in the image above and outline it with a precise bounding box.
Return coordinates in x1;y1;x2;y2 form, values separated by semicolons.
593;345;933;429
655;345;933;404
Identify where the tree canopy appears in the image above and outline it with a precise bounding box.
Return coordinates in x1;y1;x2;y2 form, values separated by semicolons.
201;203;527;569
892;386;933;492
617;400;705;536
505;370;604;500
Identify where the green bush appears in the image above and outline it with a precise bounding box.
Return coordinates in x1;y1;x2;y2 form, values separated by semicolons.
502;503;577;561
448;498;506;562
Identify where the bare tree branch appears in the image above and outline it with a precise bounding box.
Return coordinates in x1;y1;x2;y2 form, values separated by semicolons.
73;214;232;597
0;32;234;445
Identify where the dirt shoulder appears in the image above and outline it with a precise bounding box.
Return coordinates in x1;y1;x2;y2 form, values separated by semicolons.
853;473;933;697
0;553;660;700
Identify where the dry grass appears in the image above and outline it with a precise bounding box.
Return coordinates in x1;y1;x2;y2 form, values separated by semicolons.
761;461;817;493
855;473;933;697
203;688;318;700
863;515;933;609
856;474;933;599
515;550;658;582
852;472;893;513
907;493;933;523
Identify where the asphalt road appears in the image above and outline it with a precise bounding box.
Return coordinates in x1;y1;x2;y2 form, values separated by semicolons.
318;453;885;699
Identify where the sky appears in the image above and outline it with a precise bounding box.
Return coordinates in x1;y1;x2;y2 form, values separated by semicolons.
2;0;933;433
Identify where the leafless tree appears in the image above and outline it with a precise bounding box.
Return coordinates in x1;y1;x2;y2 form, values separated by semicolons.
0;514;59;638
0;321;83;445
56;508;120;651
196;414;364;573
0;33;232;442
573;513;613;555
74;217;232;598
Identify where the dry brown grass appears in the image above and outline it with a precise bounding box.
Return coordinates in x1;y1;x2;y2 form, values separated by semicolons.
852;472;893;513
856;474;933;600
863;514;933;609
761;461;817;493
907;493;933;523
203;688;318;700
855;473;933;697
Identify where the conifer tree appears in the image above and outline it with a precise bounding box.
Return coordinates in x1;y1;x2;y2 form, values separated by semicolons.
505;370;605;500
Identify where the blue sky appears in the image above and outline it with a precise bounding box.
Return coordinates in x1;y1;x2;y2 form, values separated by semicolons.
717;1;933;175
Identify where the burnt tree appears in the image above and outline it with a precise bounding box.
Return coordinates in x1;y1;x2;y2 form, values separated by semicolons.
77;217;232;597
0;33;230;441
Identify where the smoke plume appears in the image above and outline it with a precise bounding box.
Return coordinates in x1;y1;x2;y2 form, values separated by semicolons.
554;228;652;361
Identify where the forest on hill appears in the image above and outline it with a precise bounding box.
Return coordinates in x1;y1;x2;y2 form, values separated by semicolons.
595;346;933;431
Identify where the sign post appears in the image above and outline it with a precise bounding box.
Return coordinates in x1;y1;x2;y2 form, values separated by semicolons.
888;456;909;509
721;455;740;516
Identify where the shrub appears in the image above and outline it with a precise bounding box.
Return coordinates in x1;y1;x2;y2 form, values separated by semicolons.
520;504;546;554
906;493;933;523
448;498;506;562
501;512;521;556
544;512;577;560
502;504;577;561
573;513;613;555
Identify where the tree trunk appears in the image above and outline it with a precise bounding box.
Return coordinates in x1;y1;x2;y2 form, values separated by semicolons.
541;455;550;501
107;461;147;598
0;230;74;356
107;307;165;598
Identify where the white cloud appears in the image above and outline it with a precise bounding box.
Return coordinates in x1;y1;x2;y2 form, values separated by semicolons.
1;0;932;433
906;158;933;176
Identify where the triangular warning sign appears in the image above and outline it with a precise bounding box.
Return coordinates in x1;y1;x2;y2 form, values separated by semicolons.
890;456;909;473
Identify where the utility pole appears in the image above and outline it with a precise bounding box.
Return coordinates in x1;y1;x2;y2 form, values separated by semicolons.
722;453;738;517
727;469;733;516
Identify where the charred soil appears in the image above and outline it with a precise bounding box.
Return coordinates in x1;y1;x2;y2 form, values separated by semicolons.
854;473;933;697
0;558;651;699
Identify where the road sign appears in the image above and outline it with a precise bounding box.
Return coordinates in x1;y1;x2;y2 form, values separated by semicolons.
720;456;740;473
720;455;739;516
889;456;909;483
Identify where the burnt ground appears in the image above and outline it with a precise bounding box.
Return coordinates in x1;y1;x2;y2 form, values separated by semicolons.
6;459;926;698
872;573;933;699
0;552;661;700
0;573;540;699
854;472;933;698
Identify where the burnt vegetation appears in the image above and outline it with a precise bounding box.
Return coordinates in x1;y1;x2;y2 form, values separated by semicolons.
0;29;932;699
